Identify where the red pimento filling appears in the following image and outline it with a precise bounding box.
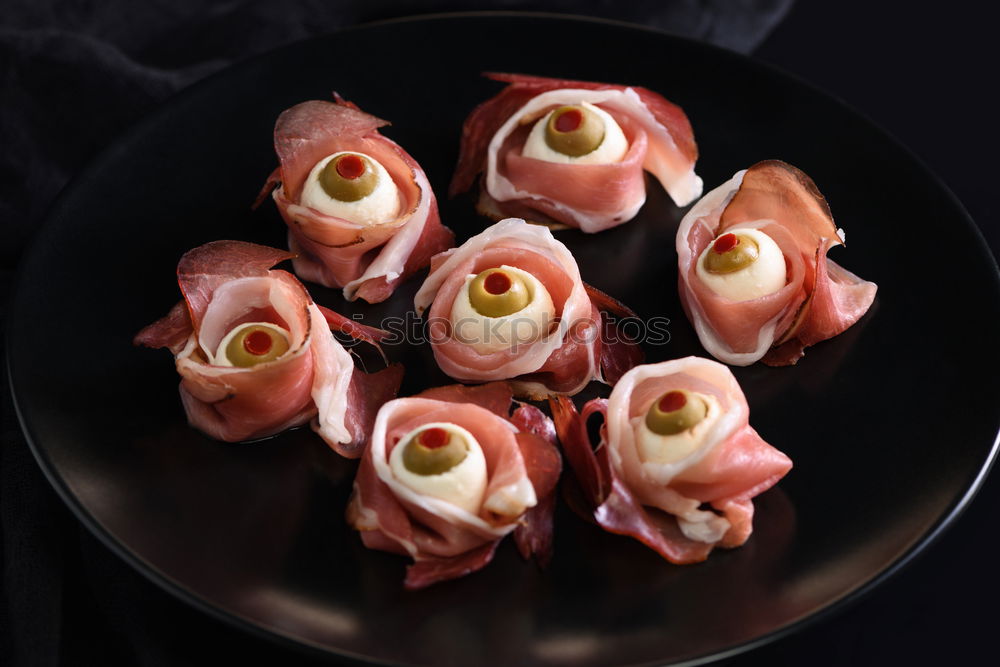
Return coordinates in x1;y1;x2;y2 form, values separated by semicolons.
418;427;450;449
335;154;366;180
657;390;687;413
712;233;739;254
554;108;584;133
243;330;273;356
484;271;512;295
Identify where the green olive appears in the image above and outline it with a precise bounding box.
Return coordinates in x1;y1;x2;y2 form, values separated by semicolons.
544;105;606;157
645;389;708;436
468;268;531;318
224;324;290;367
402;427;469;475
318;153;378;202
703;232;760;274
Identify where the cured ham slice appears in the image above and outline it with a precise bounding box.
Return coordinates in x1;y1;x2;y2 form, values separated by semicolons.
257;97;454;303
346;382;561;589
677;160;878;366
450;72;702;233
550;357;791;563
414;218;643;399
134;240;402;456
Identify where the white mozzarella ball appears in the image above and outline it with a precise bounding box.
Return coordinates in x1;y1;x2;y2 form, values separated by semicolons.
449;265;556;354
695;227;787;302
299;151;401;225
389;422;488;514
634;392;722;464
212;321;290;367
521;102;629;165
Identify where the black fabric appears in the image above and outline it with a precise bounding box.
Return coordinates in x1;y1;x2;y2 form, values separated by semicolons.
3;1;997;666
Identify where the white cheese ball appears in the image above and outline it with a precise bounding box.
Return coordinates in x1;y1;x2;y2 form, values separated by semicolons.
521;102;629;165
299;151;401;225
389;422;488;514
449;265;556;354
695;227;787;302
634;392;722;464
212;321;290;367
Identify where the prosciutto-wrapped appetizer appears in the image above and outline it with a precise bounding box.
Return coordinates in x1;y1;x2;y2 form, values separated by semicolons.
677;160;878;366
449;72;702;233
414;218;643;399
550;357;791;563
257;97;454;303
346;382;561;590
134;240;402;456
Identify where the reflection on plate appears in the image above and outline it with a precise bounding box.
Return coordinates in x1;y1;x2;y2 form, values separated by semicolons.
8;13;1000;666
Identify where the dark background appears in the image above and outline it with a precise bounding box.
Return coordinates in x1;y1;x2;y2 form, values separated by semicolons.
2;1;997;665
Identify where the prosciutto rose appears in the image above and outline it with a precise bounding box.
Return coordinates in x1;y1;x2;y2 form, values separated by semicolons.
677;160;878;366
257;97;454;303
346;382;561;590
414;218;643;399
449;72;702;233
550;357;792;563
134;240;402;456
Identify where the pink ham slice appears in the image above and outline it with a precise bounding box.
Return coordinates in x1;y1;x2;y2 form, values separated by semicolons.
450;72;702;232
134;240;402;455
346;382;562;590
677;160;878;366
258;97;454;303
550;357;792;563
413;218;643;398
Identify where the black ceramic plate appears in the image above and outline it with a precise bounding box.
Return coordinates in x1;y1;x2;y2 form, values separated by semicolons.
8;13;1000;667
